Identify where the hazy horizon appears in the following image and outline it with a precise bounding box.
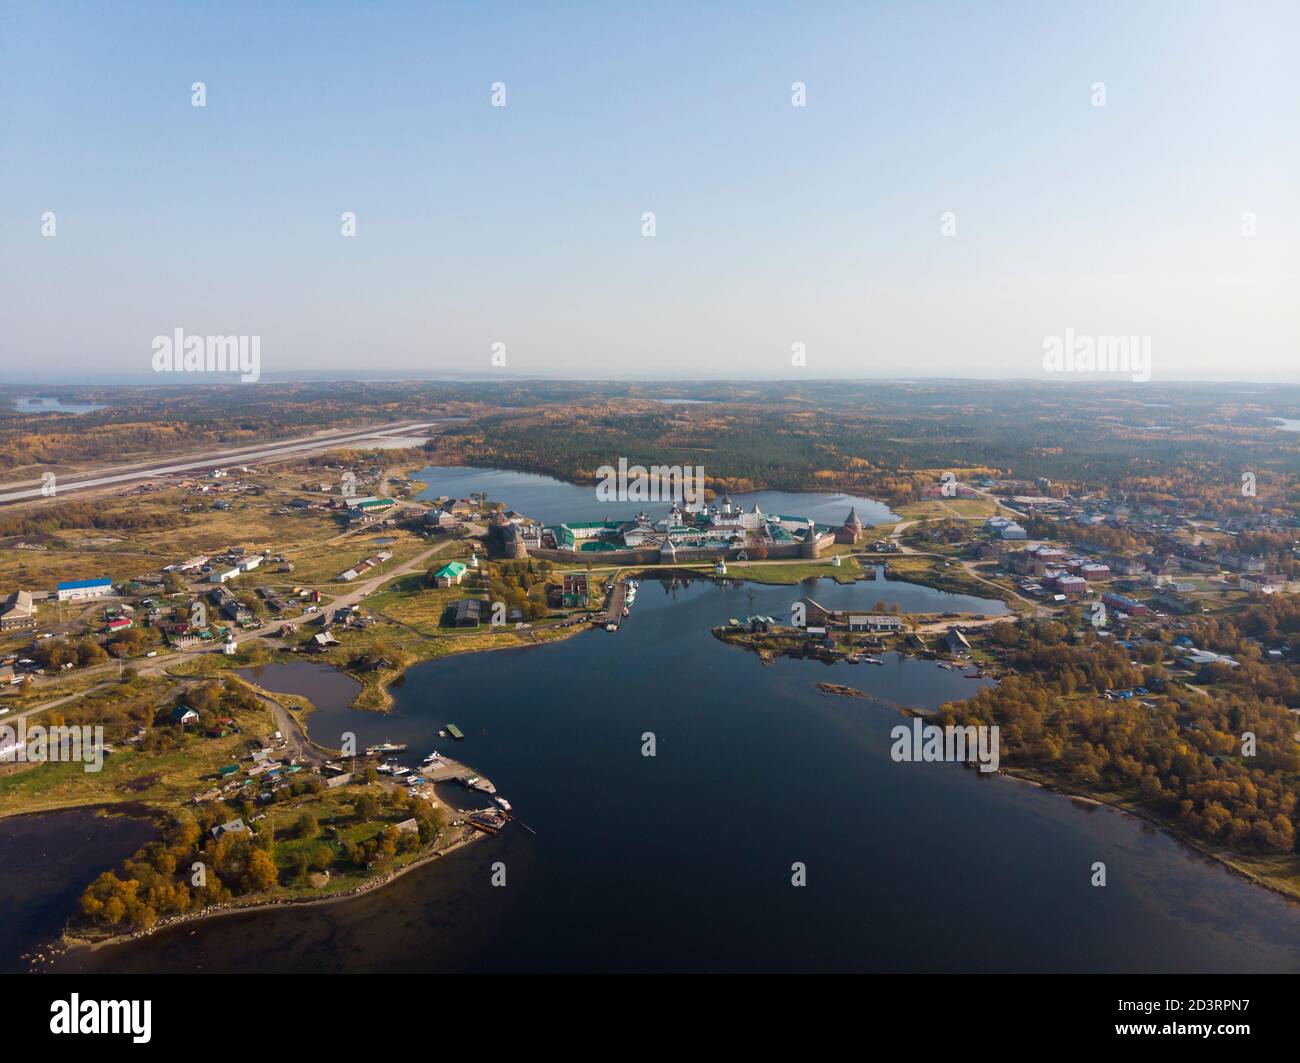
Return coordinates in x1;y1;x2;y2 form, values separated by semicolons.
3;1;1297;384
5;370;1300;390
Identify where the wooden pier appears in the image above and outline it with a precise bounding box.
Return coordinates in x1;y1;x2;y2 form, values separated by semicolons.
601;579;630;629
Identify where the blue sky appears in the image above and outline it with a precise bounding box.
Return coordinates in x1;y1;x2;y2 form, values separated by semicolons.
2;0;1296;382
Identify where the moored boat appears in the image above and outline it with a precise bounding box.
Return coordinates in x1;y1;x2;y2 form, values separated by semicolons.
468;808;508;834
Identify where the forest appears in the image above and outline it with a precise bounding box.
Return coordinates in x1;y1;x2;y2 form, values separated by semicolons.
937;619;1300;856
7;381;1299;509
75;780;444;933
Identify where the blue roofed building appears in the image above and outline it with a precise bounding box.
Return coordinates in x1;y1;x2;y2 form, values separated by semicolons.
56;578;114;602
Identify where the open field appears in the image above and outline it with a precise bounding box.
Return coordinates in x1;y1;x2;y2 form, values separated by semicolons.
0;459;440;602
720;559;864;585
280;529;433;587
0;685;275;818
895;498;1000;521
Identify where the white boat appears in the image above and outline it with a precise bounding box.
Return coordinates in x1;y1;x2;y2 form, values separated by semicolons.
494;796;513;813
391;766;411;777
422;751;442;763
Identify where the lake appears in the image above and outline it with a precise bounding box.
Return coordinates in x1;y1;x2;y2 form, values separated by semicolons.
411;465;898;527
50;575;1300;973
11;396;108;414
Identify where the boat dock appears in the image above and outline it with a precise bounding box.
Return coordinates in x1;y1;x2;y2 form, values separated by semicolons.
601;579;630;630
403;752;520;835
415;753;482;785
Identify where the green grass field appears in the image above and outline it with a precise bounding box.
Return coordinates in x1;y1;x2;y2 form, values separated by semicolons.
895;497;999;521
0;698;275;818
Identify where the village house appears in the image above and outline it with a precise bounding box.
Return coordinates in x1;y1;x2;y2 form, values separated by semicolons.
1138;554;1181;576
1101;592;1149;617
434;561;468;587
0;590;36;632
171;705;200;728
346;496;397;525
1150;590;1197;614
944;627;972;656
1179;648;1239;671
1220;552;1267;575
1008;546;1066;576
449;599;483;628
1242;573;1289;594
985;516;1027;540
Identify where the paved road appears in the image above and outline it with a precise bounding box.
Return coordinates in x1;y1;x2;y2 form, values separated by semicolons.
0;421;435;504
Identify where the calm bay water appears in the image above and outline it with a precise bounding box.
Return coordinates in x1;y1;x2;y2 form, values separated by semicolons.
0;809;155;972
50;576;1300;973
413;465;898;527
818;564;1007;616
